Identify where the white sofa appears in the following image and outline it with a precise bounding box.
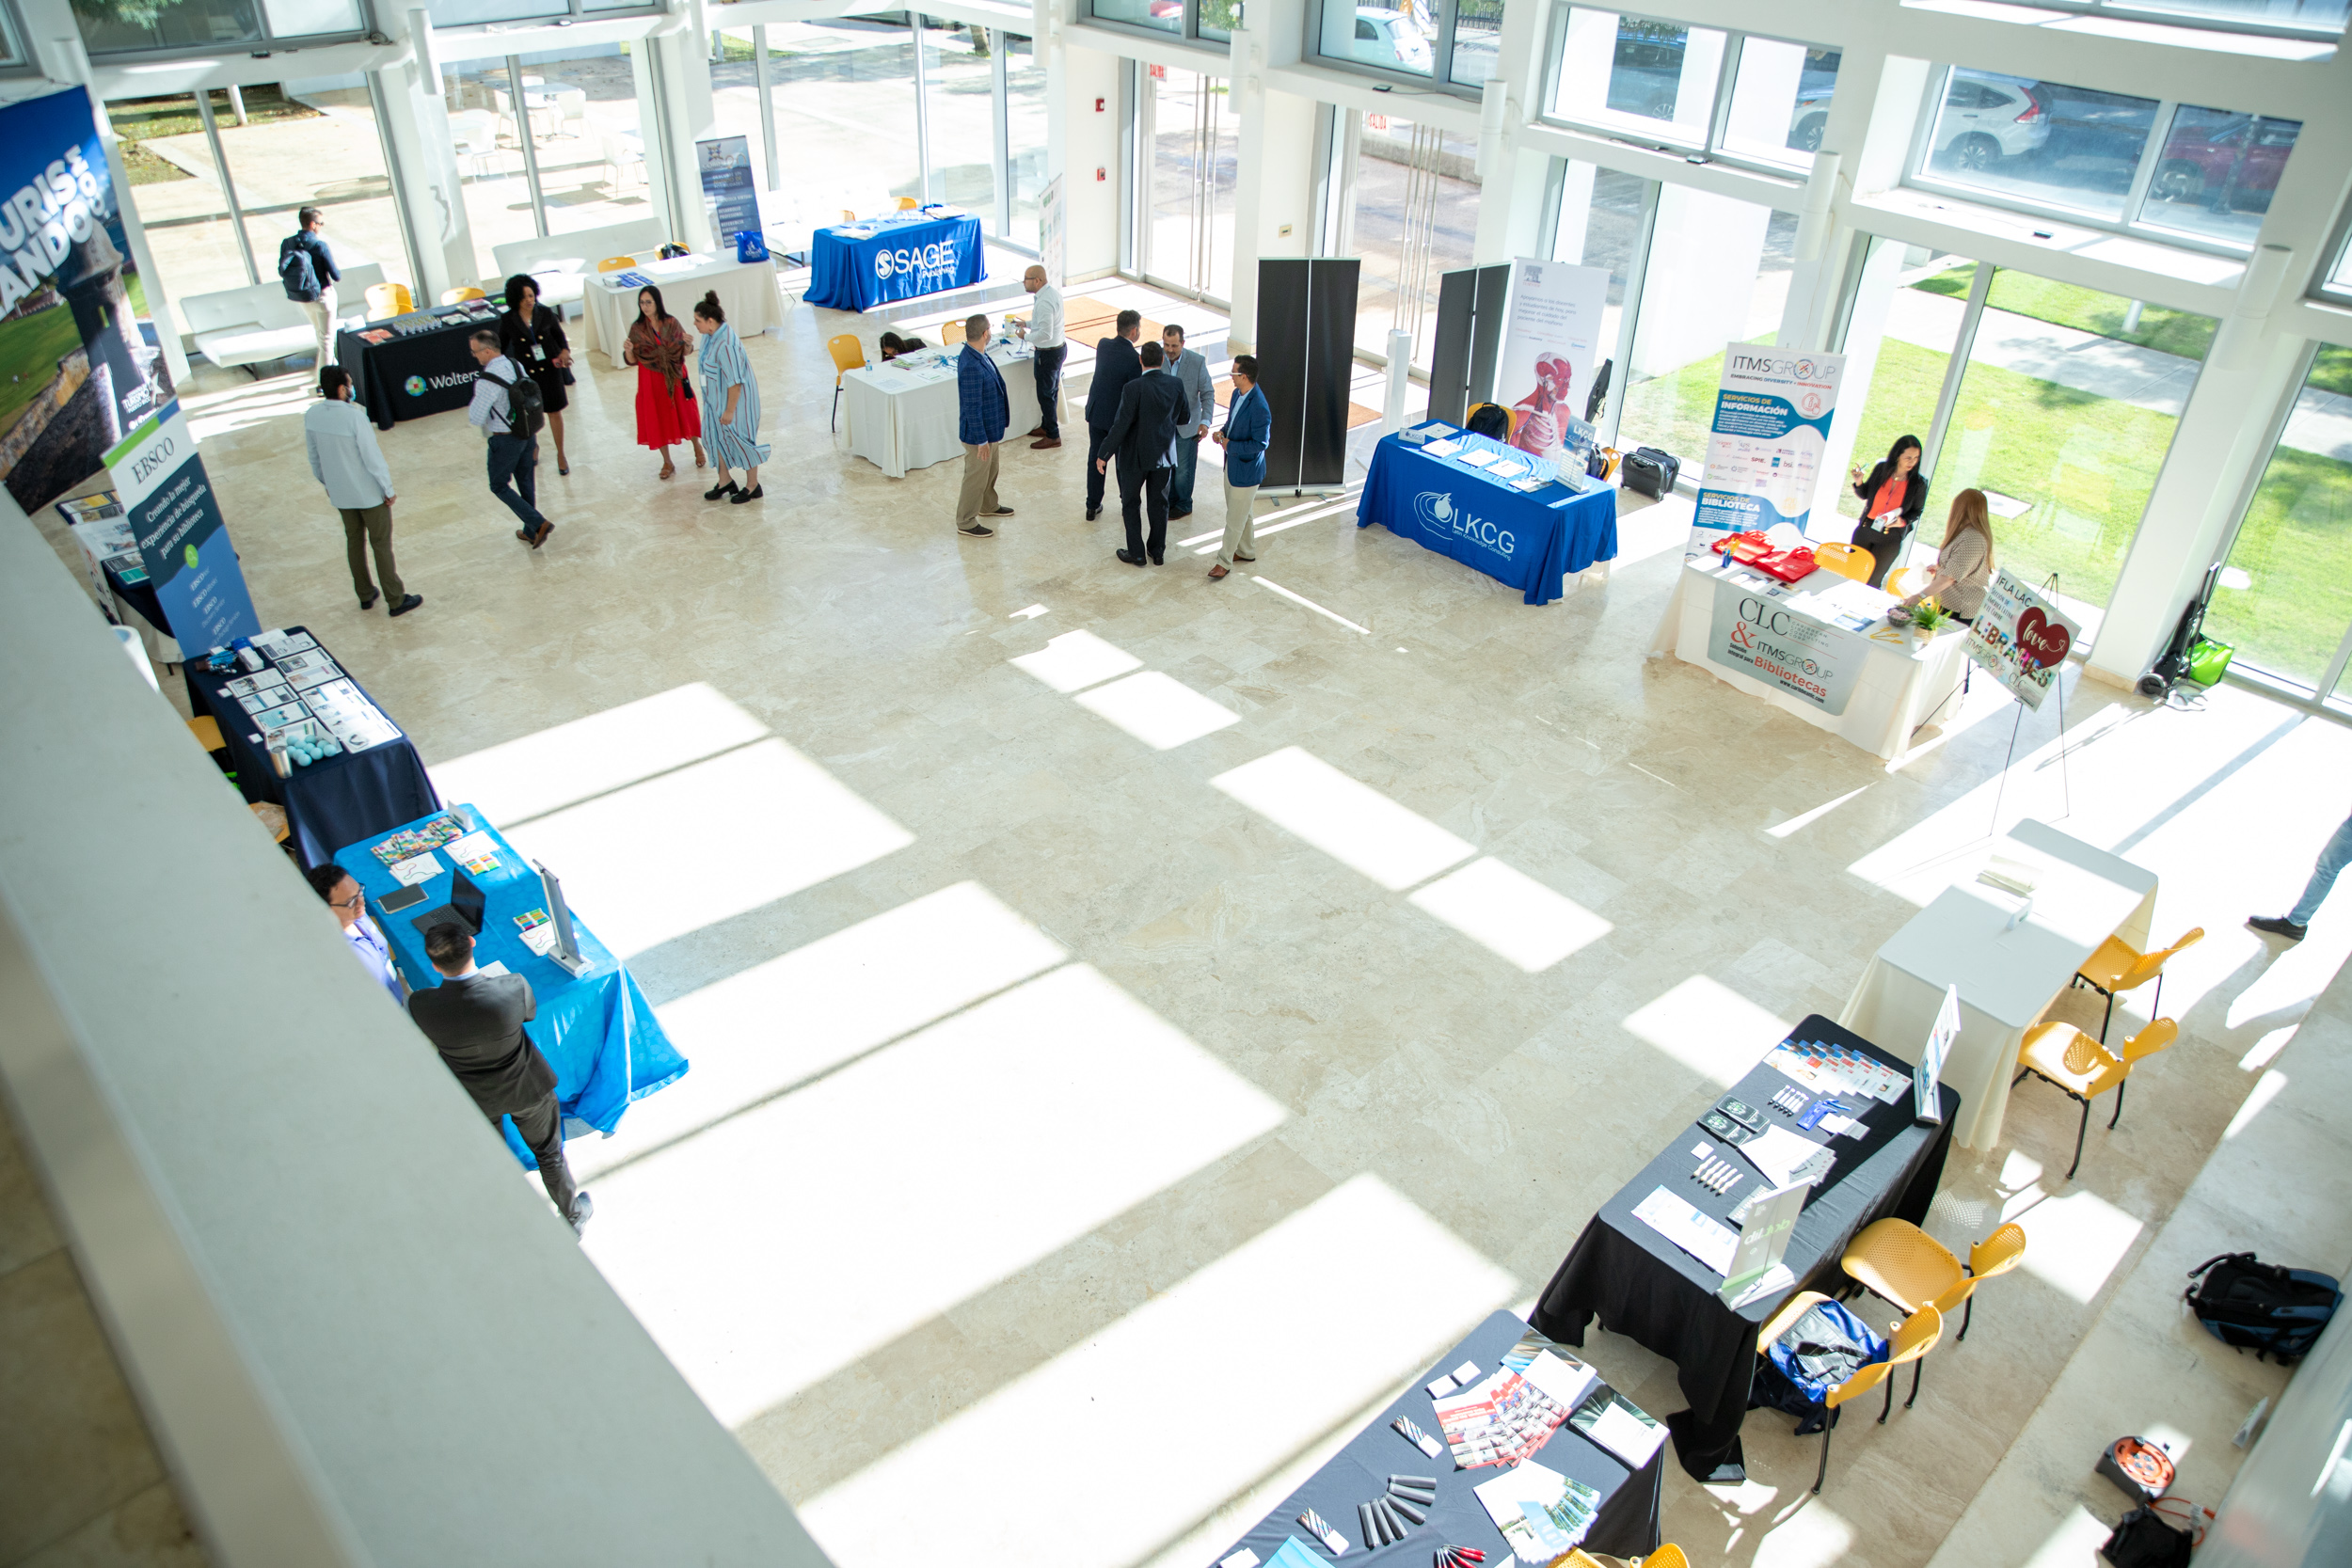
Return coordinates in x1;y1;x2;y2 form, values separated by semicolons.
182;261;387;374
489;220;669;315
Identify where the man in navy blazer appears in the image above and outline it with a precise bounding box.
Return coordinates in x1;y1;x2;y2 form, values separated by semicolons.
1211;354;1272;580
1081;309;1143;520
1097;340;1187;566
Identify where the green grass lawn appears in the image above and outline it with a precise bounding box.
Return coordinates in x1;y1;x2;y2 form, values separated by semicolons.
2202;447;2352;689
1914;265;2219;361
111;86;320;186
0;303;87;436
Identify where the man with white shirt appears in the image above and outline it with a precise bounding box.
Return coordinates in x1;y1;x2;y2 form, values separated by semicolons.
1013;264;1065;450
304;367;421;616
306;863;405;1006
467;329;553;548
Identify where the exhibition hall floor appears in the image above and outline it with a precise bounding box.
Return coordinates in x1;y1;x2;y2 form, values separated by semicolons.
55;279;2352;1568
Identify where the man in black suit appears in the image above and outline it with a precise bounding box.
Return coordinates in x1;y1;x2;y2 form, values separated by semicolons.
406;922;592;1236
1081;309;1143;521
1097;340;1187;567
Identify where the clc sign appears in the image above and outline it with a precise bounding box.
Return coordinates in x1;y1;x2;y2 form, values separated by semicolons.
1412;490;1515;557
875;240;959;280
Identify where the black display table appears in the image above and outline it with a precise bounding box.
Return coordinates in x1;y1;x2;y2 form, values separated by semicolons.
336;308;496;430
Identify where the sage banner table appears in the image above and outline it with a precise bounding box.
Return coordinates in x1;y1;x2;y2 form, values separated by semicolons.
804;210;985;311
1356;425;1617;606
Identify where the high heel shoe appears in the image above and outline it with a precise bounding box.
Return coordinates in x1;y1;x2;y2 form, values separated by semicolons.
705;478;738;500
729;484;764;504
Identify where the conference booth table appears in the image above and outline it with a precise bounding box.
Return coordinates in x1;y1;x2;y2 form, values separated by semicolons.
337;303;502;430
1357;424;1619;606
1839;820;2159;1152
1532;1016;1958;1482
1651;554;1973;760
578;252;787;363
841;341;1041;479
333;806;689;1167
803;209;986;312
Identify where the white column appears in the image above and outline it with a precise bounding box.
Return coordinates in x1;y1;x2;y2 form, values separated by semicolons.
640;2;720;253
1470;0;1553;268
375;11;475;301
1055;40;1122;282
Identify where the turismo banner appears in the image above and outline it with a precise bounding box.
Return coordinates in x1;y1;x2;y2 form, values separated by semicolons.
1965;569;2078;711
1692;345;1845;537
1701;568;1867;716
695;135;762;253
107;401;260;656
0;86;174;515
1495;258;1609;469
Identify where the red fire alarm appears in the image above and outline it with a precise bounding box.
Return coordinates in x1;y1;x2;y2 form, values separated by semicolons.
1095;96;1105;112
1096;166;1106;182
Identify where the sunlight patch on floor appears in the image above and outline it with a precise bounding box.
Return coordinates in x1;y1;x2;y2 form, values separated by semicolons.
1624;974;1795;1087
2015;1188;2143;1305
429;682;771;827
1073;670;1242;751
1010;628;1143;693
1409;857;1613;972
1212;747;1474;892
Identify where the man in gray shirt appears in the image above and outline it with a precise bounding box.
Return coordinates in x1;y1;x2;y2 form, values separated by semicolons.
1161;324;1216;520
468;329;553;548
304;367;421;615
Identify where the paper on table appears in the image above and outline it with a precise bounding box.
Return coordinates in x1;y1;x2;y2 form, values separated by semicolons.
519;923;558;957
1455;449;1500;468
1586;1401;1668;1467
1422;437;1464;458
1630;1186;1737;1275
1740;1124;1836;1189
389;852;441;886
1408;420;1453;436
445;832;501;874
1518;1347;1598;1411
1486;456;1527;479
474;960;510;978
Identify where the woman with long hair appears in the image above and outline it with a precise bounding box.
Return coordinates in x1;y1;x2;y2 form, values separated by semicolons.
498;273;574;474
1899;487;1997;625
622;285;703;480
1849;434;1927;589
691;291;768;503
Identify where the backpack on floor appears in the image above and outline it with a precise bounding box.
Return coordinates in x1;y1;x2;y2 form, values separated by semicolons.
2185;1252;2341;1363
1621;446;1679;499
1751;1297;1885;1434
479;366;547;439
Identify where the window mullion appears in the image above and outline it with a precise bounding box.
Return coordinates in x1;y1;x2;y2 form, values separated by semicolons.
1708;31;1744;155
2122;100;2174;228
1433;0;1456;85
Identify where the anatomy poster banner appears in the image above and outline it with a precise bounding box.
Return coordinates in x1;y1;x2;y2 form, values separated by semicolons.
1496;258;1609;467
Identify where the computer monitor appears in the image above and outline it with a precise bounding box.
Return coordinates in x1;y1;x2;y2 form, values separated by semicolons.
408;864;486;940
536;860;591;976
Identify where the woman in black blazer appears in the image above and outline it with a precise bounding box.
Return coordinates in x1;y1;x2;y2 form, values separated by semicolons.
499;274;574;474
1849;435;1927;590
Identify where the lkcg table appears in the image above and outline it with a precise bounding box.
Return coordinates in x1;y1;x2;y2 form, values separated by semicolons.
578;252;787;364
841;341;1041;479
1357;425;1619;606
1651;554;1972;760
1839;819;2158;1151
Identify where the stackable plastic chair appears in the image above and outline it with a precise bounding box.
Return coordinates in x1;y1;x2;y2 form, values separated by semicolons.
1637;1546;1689;1568
597;255;638;273
2014;1017;2178;1178
1812;541;1873;581
827;334;867;430
1841;1219;2027;1401
1758;1292;1942;1493
896;195;920;210
364;281;412;318
438;286;486;304
2074;927;2203;1042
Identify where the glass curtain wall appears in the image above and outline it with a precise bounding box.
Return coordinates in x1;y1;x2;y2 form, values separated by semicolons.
1006;34;1049;251
1548;12;1837;175
1143;66;1236;303
1545;159;1649;434
1615;192;1797;463
2203;347;2352;693
442;45;652;280
739;19;922;224
1837;251;1978;523
922;20;999;221
76;0;366;53
1343;109;1479;367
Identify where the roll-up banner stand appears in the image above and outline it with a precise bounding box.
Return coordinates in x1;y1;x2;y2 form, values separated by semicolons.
1256;257;1358;494
1428;262;1509;427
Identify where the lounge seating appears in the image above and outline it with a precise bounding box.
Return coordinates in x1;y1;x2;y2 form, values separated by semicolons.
180;261;386;374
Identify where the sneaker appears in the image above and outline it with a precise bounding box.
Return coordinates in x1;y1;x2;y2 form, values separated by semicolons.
569;1190;594;1238
389;594;423;617
2248;915;2308;942
958;524;994;539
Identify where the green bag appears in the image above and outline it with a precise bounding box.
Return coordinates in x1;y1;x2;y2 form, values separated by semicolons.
2186;637;2233;688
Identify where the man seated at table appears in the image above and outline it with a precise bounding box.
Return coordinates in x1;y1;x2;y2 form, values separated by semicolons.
406;922;593;1238
306;862;405;1005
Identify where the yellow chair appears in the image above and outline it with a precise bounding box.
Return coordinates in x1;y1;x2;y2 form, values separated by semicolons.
2074;927;2203;1043
597;255;638;273
827;333;867;431
1884;564;1919;599
439;286;486;304
1842;1218;2026;1401
2013;1017;2179;1179
1637;1548;1689;1568
840;207;858;223
186;716;224;752
1812;540;1873;581
364;281;412;319
896;196;920;211
1758;1292;1942;1493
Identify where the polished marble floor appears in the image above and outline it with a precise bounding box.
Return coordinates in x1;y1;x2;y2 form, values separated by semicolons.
31;273;2352;1568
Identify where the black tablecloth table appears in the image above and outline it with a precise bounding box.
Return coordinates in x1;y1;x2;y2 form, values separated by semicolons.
1215;1309;1664;1564
103;561;168;639
183;626;441;868
1530;1014;1959;1483
337;312;489;430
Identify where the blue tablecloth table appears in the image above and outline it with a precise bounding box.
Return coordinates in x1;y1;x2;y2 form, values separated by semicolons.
183;626;441;868
333;806;689;1168
1358;426;1618;606
803;211;986;311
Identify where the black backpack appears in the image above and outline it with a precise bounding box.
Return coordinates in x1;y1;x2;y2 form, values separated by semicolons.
479;365;547;439
278;239;319;301
2184;1252;2340;1362
1621;446;1679;499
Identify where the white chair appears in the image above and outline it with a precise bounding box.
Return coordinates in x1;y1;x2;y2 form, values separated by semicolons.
448;109;501;178
598;127;644;192
545;86;588;139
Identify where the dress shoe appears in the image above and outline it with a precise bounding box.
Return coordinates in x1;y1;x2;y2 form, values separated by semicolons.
990;506;1014;516
705;478;738;500
730;484;764;503
1234;554;1256;562
1031;436;1062;450
358;591;377;610
1151;554;1165;565
1025;426;1048;438
1086;506;1101;521
2249;914;2308;942
530;521;554;548
1208;564;1230;579
1168;510;1192;520
389;594;423;617
1115;548;1147;566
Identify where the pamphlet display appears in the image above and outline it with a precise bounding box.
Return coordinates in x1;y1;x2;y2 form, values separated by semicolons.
694;135;763;254
1965;568;2080;711
1915;984;1962;1127
1690;345;1846;541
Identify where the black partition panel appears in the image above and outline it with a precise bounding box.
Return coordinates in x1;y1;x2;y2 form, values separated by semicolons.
1257;257;1359;491
1429;263;1510;427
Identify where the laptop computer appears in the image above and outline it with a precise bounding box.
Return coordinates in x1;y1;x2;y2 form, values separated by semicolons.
408;864;487;940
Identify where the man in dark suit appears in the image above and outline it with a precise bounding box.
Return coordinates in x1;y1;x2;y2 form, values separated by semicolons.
1081;309;1143;521
406;922;592;1236
1097;340;1187;567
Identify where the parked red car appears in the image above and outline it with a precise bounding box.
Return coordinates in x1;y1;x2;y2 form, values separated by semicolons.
2151;114;2298;212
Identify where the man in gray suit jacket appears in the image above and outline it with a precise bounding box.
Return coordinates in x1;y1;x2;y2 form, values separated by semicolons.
407;922;592;1235
1160;324;1216;520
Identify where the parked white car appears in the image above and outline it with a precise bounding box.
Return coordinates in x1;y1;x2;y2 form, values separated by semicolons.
1932;71;2052;171
1349;7;1434;74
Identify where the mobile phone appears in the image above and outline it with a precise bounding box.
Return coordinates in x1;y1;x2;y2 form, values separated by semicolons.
379;884;426;913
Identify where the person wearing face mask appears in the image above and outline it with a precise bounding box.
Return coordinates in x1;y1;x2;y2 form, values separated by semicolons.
1850;434;1928;590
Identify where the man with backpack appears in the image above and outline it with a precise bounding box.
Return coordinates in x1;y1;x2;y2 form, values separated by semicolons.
467;329;553;548
278;205;342;369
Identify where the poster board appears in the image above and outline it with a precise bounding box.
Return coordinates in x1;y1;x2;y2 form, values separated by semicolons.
1698;563;1869;716
108;401;259;655
1965;568;2079;711
1718;1181;1806;1307
1915;984;1960;1127
694;135;762;253
1494;258;1610;467
1691;344;1845;541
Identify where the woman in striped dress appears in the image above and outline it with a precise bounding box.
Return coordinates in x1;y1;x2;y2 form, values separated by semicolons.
692;291;768;503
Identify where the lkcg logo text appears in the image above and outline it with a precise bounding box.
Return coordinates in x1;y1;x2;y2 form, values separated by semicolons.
875;241;958;279
1412;490;1514;556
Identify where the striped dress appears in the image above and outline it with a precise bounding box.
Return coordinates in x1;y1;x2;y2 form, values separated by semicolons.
697;323;770;471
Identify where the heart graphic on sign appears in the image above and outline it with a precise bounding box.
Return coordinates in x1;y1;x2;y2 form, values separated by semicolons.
2016;608;2071;670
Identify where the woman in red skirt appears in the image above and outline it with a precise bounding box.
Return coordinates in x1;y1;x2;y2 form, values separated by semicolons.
622;285;704;480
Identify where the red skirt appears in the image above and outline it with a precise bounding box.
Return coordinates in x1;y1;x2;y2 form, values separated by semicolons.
635;365;701;449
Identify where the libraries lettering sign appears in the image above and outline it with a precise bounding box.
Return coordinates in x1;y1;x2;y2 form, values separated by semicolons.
1703;572;1865;715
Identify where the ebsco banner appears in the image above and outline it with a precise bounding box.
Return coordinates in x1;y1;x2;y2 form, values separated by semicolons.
108;400;260;656
1692;345;1845;537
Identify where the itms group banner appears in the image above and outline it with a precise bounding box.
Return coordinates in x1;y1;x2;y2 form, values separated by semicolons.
1965;568;2079;711
108;400;260;655
1692;345;1846;538
1495;258;1610;466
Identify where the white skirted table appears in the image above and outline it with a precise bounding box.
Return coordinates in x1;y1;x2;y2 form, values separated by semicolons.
840;342;1041;479
578;254;787;363
1837;820;2159;1152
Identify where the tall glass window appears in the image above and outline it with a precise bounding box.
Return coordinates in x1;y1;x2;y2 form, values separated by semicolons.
1143;66;1237;303
922;21;999;220
2140;108;2299;248
1546;160;1649;432
1449;0;1503;87
1092;0;1182;36
752;20;923;226
1921;71;2153;223
1320;0;1437;78
1550;10;1725;148
1837;252;1979;524
1339;110;1479;366
442;46;651;282
1719;40;1838;168
1615;191;1797;465
1006;35;1049;251
76;0;366;53
2203;348;2352;692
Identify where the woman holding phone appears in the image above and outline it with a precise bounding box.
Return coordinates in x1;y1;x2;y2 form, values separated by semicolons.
1849;435;1927;590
